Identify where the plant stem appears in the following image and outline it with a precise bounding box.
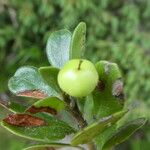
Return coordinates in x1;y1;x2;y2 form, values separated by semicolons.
63;93;87;128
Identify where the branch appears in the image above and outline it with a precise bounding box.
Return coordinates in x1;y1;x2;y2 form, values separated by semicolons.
62;93;87;129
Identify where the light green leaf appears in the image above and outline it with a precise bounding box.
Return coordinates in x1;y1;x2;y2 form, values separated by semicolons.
71;110;127;146
1;113;75;142
23;144;84;150
8;66;58;99
70;22;86;59
38;66;61;93
46;29;71;68
103;118;147;149
95;124;116;150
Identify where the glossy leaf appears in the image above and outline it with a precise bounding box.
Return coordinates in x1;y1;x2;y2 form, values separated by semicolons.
70;22;86;59
71;110;127;146
1;113;75;142
23;144;84;150
8;66;58;99
103;118;147;149
38;66;61;93
27;97;65;115
46;29;71;68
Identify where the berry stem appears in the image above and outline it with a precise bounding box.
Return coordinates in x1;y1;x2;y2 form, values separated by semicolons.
77;60;83;70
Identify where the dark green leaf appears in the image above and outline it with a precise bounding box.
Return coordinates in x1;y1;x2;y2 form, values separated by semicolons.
38;66;61;93
8;66;58;99
9;102;26;113
71;110;127;146
93;61;124;119
1;113;75;142
46;29;71;68
70;22;86;59
103;118;147;149
27;97;65;115
0;99;26;113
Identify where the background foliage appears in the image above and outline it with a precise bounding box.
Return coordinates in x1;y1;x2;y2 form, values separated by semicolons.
0;0;150;149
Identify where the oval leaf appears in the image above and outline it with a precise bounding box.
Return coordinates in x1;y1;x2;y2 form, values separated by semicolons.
1;113;75;142
103;118;147;149
70;22;86;59
46;29;71;68
23;144;84;150
27;97;65;115
71;110;127;146
38;66;61;93
93;61;124;119
8;66;58;99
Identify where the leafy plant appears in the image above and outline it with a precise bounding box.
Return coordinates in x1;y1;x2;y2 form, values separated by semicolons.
0;22;146;150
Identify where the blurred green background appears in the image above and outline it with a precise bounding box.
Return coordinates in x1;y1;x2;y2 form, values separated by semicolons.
0;0;150;149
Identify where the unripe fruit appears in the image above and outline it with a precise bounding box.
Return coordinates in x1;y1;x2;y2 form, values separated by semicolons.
58;59;98;97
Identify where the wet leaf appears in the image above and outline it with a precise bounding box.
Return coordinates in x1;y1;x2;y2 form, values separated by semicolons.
70;22;86;59
46;29;71;68
38;66;61;93
8;66;58;99
71;110;127;146
103;118;147;149
1;113;75;142
23;144;84;150
27;97;65;115
3;114;46;127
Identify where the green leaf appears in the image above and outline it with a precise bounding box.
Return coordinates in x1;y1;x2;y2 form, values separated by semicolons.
0;99;26;113
93;61;124;119
9;102;26;113
27;97;65;114
103;118;147;149
71;110;127;146
83;94;94;124
8;66;58;99
23;144;84;150
70;22;86;59
1;113;75;142
38;66;61;93
94;124;116;150
46;29;71;68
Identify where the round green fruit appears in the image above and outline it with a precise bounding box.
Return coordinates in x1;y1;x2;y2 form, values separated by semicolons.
57;59;98;97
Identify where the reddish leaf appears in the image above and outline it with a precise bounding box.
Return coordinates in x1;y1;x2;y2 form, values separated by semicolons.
27;106;57;115
3;114;46;127
17;90;47;99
